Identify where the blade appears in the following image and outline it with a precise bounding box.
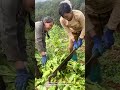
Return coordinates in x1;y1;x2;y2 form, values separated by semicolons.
48;49;76;82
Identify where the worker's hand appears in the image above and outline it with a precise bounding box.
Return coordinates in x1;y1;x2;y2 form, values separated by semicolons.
73;41;79;49
42;55;47;66
15;68;32;90
92;35;105;56
102;27;115;49
77;38;82;47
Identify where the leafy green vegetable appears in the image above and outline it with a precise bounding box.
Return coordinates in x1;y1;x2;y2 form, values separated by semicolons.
35;25;85;90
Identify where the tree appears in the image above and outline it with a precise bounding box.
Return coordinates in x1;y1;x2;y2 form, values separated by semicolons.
35;0;84;25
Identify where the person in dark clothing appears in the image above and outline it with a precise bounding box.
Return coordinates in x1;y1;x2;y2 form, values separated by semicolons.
0;0;35;90
85;0;120;83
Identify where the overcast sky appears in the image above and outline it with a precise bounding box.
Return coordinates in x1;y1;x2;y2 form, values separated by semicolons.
35;0;47;3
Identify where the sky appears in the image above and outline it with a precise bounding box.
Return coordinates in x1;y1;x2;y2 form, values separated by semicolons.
35;0;47;3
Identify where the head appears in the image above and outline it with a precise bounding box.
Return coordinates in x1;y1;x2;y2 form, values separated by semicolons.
59;3;73;21
43;16;54;32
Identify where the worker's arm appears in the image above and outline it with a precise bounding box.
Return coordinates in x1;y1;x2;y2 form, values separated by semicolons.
106;0;120;30
60;17;75;42
77;11;85;39
85;14;97;37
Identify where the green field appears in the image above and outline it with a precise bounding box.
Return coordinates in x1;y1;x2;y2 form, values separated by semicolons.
35;25;85;90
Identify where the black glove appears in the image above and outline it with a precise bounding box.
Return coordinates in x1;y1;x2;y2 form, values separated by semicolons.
15;68;33;90
92;35;105;56
102;27;115;49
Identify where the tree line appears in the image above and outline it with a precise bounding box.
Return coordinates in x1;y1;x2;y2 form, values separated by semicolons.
35;0;85;25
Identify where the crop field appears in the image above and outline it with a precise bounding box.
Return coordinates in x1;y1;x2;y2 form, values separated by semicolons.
35;25;85;90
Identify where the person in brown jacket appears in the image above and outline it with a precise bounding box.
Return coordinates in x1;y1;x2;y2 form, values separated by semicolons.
86;0;120;83
59;2;85;61
35;16;54;66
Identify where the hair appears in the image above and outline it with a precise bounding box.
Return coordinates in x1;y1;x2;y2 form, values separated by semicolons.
43;16;54;23
59;3;72;17
60;0;72;9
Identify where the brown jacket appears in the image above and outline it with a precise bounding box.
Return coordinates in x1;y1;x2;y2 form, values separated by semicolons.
86;0;114;14
86;0;120;30
35;21;46;52
60;10;85;40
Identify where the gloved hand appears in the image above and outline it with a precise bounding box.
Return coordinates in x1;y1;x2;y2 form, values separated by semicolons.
15;68;30;90
73;38;83;49
73;41;78;49
102;27;115;49
92;35;105;56
77;38;82;47
42;55;47;66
